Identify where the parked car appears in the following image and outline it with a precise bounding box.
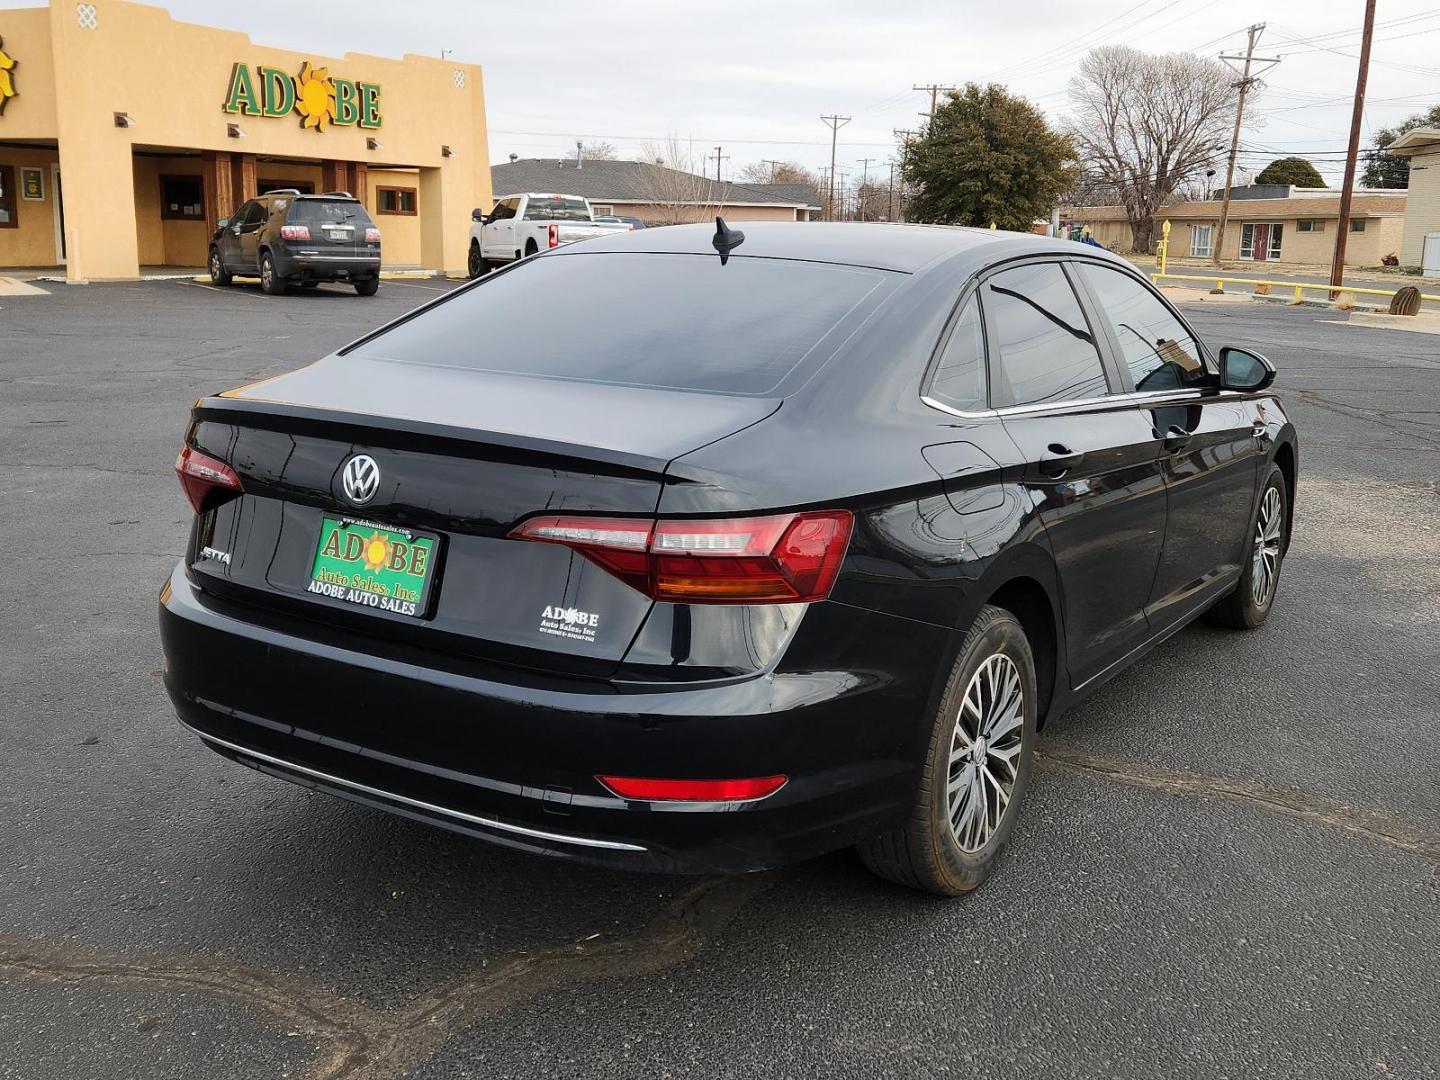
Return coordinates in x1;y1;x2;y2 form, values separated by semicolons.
162;221;1297;896
467;192;633;277
209;190;381;296
595;215;646;230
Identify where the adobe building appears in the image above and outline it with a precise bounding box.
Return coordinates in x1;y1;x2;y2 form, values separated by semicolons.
0;0;491;280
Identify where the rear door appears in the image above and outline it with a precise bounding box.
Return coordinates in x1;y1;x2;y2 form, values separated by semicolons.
982;260;1169;688
237;200;265;272
1072;260;1263;626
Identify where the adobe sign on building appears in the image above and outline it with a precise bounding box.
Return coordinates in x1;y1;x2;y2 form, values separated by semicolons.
0;0;491;280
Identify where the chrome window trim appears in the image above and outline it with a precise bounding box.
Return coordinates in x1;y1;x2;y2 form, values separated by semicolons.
186;725;648;853
923;387;1205;421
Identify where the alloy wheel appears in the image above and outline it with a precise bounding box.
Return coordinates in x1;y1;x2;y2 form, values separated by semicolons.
946;653;1025;853
209;252;221;281
1251;486;1283;606
261;259;272;289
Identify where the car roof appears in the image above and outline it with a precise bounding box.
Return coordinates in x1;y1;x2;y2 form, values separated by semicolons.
554;221;1131;275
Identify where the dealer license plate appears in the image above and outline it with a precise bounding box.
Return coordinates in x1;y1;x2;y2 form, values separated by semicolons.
307;516;437;619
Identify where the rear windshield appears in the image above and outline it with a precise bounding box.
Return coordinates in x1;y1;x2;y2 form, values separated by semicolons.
522;196;592;221
350;253;892;395
289;199;372;226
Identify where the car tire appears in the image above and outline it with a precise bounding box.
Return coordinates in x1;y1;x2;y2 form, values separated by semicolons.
468;242;491;279
858;604;1038;897
354;277;380;297
1205;462;1289;629
524;240;538;258
208;247;233;287
259;251;287;296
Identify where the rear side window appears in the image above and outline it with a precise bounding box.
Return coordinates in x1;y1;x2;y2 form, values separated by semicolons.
928;296;987;413
1075;263;1208;392
351;253;891;395
983;263;1109;408
523;196;591;221
289;199;373;227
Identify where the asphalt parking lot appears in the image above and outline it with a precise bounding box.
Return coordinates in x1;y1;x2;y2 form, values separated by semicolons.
2;275;1437;1080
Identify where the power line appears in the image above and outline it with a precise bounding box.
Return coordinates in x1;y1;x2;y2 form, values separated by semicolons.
912;84;957;124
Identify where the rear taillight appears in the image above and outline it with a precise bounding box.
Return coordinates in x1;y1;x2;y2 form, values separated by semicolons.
547;223;560;248
365;227;381;244
174;445;243;514
509;510;852;604
280;224;310;241
598;775;788;802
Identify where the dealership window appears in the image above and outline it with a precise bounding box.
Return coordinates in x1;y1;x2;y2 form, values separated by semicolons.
376;187;417;215
160;175;205;220
0;165;15;228
1296;219;1325;233
1188;224;1213;257
1351;218;1367;233
592;204;613;216
260;179;314;195
1239;223;1283;260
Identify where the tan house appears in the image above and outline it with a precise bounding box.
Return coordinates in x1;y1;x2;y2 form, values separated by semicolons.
1386;127;1440;273
1062;189;1407;268
489;158;822;226
0;0;491;280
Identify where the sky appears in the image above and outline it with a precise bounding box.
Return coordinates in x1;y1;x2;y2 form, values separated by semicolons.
8;0;1440;188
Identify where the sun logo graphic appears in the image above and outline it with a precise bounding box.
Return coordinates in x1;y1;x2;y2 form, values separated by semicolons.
293;61;336;132
361;531;390;572
0;36;17;116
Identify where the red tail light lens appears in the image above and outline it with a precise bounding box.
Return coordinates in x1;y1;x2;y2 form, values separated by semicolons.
598;775;788;802
279;224;310;241
365;227;381;244
547;223;560;248
509;510;852;604
175;445;243;514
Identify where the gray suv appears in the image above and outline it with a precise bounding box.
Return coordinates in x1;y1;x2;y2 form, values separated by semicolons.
209;190;381;296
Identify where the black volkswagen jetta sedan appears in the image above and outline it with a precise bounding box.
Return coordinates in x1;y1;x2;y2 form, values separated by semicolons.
160;222;1296;896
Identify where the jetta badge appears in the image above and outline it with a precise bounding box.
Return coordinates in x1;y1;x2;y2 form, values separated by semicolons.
341;454;380;506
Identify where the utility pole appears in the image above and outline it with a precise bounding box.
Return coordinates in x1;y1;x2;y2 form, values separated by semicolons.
760;159;787;183
1330;0;1376;294
820;114;851;221
708;146;728;183
856;157;874;219
913;84;957;125
886;159;896;221
1213;24;1280;266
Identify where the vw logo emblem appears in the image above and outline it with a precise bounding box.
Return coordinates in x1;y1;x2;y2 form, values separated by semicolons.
341;454;380;506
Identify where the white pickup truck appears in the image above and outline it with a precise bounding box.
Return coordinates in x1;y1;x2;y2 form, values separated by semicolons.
467;192;633;277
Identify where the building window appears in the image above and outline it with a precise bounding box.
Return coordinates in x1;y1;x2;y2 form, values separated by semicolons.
160;175;205;220
591;204;613;216
260;179;315;195
1296;219;1324;233
0;165;16;228
1351;218;1366;233
1188;224;1213;257
376;186;417;215
1239;223;1283;260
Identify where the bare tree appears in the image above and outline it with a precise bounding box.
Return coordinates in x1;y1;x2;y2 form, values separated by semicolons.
1066;47;1240;252
737;160;820;186
631;136;728;226
576;140;617;161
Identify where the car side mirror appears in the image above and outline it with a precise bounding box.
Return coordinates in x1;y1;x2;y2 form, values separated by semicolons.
217;217;229;229
472;208;487;223
1218;347;1276;392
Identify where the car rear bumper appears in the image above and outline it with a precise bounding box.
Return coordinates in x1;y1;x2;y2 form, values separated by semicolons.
158;566;940;874
273;251;380;280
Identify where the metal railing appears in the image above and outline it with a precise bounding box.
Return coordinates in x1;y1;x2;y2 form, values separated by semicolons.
1149;272;1440;307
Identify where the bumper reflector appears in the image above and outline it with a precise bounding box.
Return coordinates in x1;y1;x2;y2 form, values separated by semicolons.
597;774;788;802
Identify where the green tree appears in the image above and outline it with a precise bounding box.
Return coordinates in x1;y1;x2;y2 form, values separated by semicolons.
903;83;1075;230
1361;104;1440;188
1255;157;1325;187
